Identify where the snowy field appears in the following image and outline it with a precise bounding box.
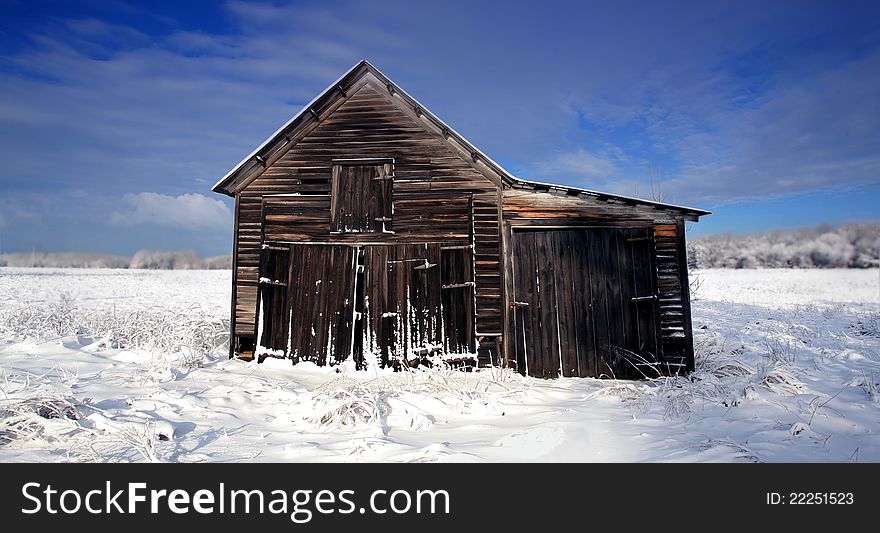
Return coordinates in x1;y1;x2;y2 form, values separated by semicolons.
0;267;878;463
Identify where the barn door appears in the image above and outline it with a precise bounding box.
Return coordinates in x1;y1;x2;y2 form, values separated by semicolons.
287;244;360;365
255;246;292;357
257;242;474;367
440;245;476;355
256;244;359;363
511;228;659;379
362;243;444;366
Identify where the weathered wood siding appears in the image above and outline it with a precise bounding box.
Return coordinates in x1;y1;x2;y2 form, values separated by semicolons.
232;78;502;357
654;219;695;371
501;190;694;373
261;192;472;243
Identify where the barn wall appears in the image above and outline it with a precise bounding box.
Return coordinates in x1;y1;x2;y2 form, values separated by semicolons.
232;80;503;358
500;190;695;372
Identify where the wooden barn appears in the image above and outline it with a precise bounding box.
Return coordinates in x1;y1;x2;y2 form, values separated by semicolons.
212;60;709;379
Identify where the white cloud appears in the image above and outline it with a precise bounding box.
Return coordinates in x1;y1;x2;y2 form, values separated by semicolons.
110;193;231;230
547;149;617;178
64;18;151;44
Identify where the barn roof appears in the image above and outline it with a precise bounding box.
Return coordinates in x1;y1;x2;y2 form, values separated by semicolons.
212;60;710;220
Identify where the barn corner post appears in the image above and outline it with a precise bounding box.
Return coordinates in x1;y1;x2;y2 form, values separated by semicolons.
676;216;696;373
228;192;240;359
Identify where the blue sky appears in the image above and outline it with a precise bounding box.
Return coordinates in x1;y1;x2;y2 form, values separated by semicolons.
0;0;877;256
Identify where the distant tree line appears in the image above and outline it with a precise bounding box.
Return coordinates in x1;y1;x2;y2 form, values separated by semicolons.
0;250;232;269
688;222;879;269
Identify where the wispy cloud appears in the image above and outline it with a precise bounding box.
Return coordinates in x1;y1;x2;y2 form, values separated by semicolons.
544;149;617;179
110;193;231;230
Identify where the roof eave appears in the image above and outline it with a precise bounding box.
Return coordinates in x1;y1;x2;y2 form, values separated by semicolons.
511;177;711;219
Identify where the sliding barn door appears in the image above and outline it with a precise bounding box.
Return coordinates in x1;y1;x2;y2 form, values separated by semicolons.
512;228;659;379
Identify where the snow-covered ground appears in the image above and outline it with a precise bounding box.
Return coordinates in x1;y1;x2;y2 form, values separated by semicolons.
0;267;878;463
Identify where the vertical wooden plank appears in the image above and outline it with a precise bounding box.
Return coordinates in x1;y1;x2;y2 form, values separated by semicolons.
323;244;350;365
395;244;407;361
297;245;316;361
314;245;332;366
607;229;627;378
363;246;377;365
532;232;554;378
287;245;301;362
554;231;577;377
362;166;376;232
347;167;355;231
538;232;561;378
327;245;344;364
373;245;393;366
563;231;580;377
337;245;359;364
279;248;292;356
323;245;339;364
377;245;391;367
526;232;541;378
308;246;327;362
294;245;311;363
513;232;537;376
379;162;393;231
511;233;526;374
410;245;422;354
418;244;428;352
440;249;452;353
351;247;365;368
588;230;613;378
253;250;265;352
609;228;638;377
522;232;540;377
330;166;341;231
574;230;598;377
428;243;443;352
345;167;357;231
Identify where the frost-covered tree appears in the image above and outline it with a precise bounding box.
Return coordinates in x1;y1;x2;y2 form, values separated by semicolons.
0;252;130;268
0;250;232;269
130;250;201;270
689;221;879;269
